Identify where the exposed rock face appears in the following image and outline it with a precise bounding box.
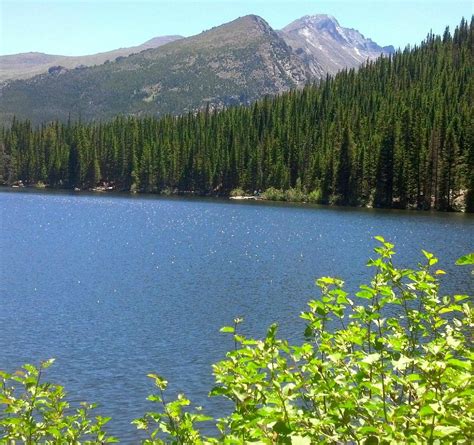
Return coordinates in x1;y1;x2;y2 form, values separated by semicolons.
281;14;394;76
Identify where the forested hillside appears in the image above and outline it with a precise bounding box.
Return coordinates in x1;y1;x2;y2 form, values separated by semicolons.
0;16;307;125
1;18;472;211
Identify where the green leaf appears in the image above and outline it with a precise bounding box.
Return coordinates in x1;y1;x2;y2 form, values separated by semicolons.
273;420;291;435
356;290;373;299
422;249;434;260
41;358;56;369
406;373;422;382
447;358;471;371
433;425;460;437
454;294;469;302
291;435;312;445
317;276;338;285
364;436;379;445
455;253;474;265
303;325;314;338
219;326;235;333
362;353;380;365
147;373;167;389
419;405;435;418
23;364;37;374
359;426;379;434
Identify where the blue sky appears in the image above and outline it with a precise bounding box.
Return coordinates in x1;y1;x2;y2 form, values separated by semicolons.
1;1;472;56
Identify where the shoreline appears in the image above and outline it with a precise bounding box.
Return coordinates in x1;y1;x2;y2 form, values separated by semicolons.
229;195;262;201
0;184;468;214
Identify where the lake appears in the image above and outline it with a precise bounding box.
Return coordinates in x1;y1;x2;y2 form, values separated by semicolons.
1;189;473;440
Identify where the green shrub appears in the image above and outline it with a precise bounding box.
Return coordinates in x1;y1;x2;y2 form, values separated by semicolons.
285;187;306;202
160;187;174;196
0;359;117;443
2;240;473;444
230;188;246;197
308;188;323;203
262;187;285;201
134;239;474;444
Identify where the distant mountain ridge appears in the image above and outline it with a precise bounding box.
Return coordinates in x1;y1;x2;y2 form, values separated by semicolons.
0;14;393;125
0;36;183;81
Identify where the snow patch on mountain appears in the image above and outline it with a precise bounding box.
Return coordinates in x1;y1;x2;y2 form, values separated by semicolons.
281;14;394;76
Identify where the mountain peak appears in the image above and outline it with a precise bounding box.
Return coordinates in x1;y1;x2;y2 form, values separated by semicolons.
303;14;340;26
285;14;340;32
171;14;278;51
281;13;393;76
240;14;266;22
221;14;274;35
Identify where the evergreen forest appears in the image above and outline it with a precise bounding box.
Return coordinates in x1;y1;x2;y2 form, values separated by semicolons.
0;18;472;211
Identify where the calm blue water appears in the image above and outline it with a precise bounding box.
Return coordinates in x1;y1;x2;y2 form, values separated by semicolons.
1;189;473;441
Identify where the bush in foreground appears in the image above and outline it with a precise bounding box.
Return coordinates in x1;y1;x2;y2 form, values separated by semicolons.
1;238;473;444
0;358;116;443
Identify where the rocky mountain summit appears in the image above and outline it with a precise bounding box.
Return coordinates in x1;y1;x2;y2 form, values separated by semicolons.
281;14;394;76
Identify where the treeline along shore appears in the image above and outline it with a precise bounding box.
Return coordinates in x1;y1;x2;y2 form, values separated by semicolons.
0;18;472;211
